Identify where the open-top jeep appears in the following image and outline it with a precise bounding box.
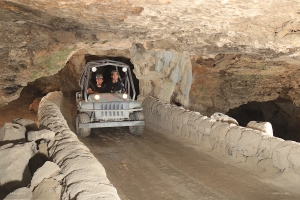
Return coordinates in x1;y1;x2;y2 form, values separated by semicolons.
75;59;145;137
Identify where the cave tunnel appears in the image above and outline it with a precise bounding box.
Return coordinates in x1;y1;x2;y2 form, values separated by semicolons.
226;98;300;143
85;55;140;100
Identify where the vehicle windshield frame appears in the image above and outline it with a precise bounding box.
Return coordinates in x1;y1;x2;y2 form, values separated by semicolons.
79;59;136;102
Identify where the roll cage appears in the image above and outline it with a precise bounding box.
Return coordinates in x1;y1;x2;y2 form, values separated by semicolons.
79;59;137;102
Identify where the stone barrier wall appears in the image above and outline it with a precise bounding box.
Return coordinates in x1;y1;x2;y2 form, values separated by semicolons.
38;91;120;200
142;96;300;182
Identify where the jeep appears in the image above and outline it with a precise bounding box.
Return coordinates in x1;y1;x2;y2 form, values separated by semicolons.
75;59;145;137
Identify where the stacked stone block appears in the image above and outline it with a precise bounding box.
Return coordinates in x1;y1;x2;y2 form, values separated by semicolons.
38;91;120;200
143;96;300;182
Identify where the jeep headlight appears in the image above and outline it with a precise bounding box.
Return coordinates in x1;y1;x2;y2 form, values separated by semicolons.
92;67;97;72
122;67;127;72
122;93;128;99
95;94;100;100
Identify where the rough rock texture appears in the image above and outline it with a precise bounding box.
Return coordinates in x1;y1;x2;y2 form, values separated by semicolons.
38;91;120;200
0;142;36;197
12;118;39;132
4;187;32;200
31;178;60;200
27;129;55;142
1;0;300;110
246;121;273;136
0;123;26;141
189;55;300;115
143;96;300;182
30;161;61;190
211;112;238;125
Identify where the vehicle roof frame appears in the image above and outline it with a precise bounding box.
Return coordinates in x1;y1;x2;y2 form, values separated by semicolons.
79;59;137;102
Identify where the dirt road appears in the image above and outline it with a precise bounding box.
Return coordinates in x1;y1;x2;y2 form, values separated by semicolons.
62;97;299;200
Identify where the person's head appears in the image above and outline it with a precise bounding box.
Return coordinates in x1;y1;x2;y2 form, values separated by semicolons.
95;74;103;85
111;70;119;82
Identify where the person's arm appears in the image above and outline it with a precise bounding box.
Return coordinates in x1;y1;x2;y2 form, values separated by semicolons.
87;88;95;94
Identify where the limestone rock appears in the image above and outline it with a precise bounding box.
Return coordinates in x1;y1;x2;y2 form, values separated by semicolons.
257;136;284;161
29;97;42;114
0;142;35;192
27;129;55;141
272;141;299;170
225;126;244;157
236;130;263;157
38;92;120;200
0;123;26;142
12;118;39;132
246;121;273;136
32;178;60;200
287;145;300;175
211;112;239;126
30;161;61;190
257;159;280;174
210;122;231;153
197;118;216;135
4;187;32;200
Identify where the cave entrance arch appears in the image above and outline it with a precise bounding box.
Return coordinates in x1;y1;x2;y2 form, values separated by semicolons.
85;55;139;100
226;98;300;143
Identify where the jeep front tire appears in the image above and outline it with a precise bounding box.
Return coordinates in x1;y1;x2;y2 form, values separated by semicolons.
76;113;91;137
129;112;145;135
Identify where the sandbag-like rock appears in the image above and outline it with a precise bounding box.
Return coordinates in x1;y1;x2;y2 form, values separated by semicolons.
210;122;231;153
257;136;284;161
30;161;61;190
12;118;39;132
246;121;273;136
32;178;60;200
27;129;55;142
225;126;245;157
198;118;216;135
0;123;26;141
211;112;239;125
288;145;300;175
272;141;299;170
237;130;263;157
4;187;32;200
0;142;35;190
178;111;192;124
39;92;120;200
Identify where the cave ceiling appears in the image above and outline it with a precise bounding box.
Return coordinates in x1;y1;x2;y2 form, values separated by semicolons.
1;0;300;106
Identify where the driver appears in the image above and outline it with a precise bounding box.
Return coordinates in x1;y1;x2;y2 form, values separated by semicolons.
106;70;126;93
87;74;107;94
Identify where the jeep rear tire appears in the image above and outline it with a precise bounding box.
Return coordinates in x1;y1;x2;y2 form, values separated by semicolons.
76;113;91;137
129;112;145;135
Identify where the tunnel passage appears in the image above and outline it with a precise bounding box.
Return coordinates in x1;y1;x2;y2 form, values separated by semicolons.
85;55;140;99
226;98;300;142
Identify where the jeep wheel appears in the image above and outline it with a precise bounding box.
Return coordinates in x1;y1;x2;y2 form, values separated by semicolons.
129;112;145;135
76;113;91;137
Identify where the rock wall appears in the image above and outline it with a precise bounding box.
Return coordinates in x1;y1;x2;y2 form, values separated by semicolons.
189;54;300;116
143;96;300;183
2;0;300;108
38;91;120;200
131;48;192;106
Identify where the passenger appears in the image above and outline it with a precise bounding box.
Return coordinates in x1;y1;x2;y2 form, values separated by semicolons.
106;70;126;93
87;74;107;94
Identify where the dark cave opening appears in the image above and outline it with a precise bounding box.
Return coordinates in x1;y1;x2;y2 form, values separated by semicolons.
226;98;300;142
85;55;140;100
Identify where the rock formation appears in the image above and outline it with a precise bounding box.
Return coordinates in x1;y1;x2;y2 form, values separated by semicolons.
1;0;300;110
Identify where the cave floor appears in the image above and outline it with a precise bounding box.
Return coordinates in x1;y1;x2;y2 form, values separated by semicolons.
60;96;300;200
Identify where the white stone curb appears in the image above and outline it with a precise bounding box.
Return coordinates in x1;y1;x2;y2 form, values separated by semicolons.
142;96;300;182
38;91;120;200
